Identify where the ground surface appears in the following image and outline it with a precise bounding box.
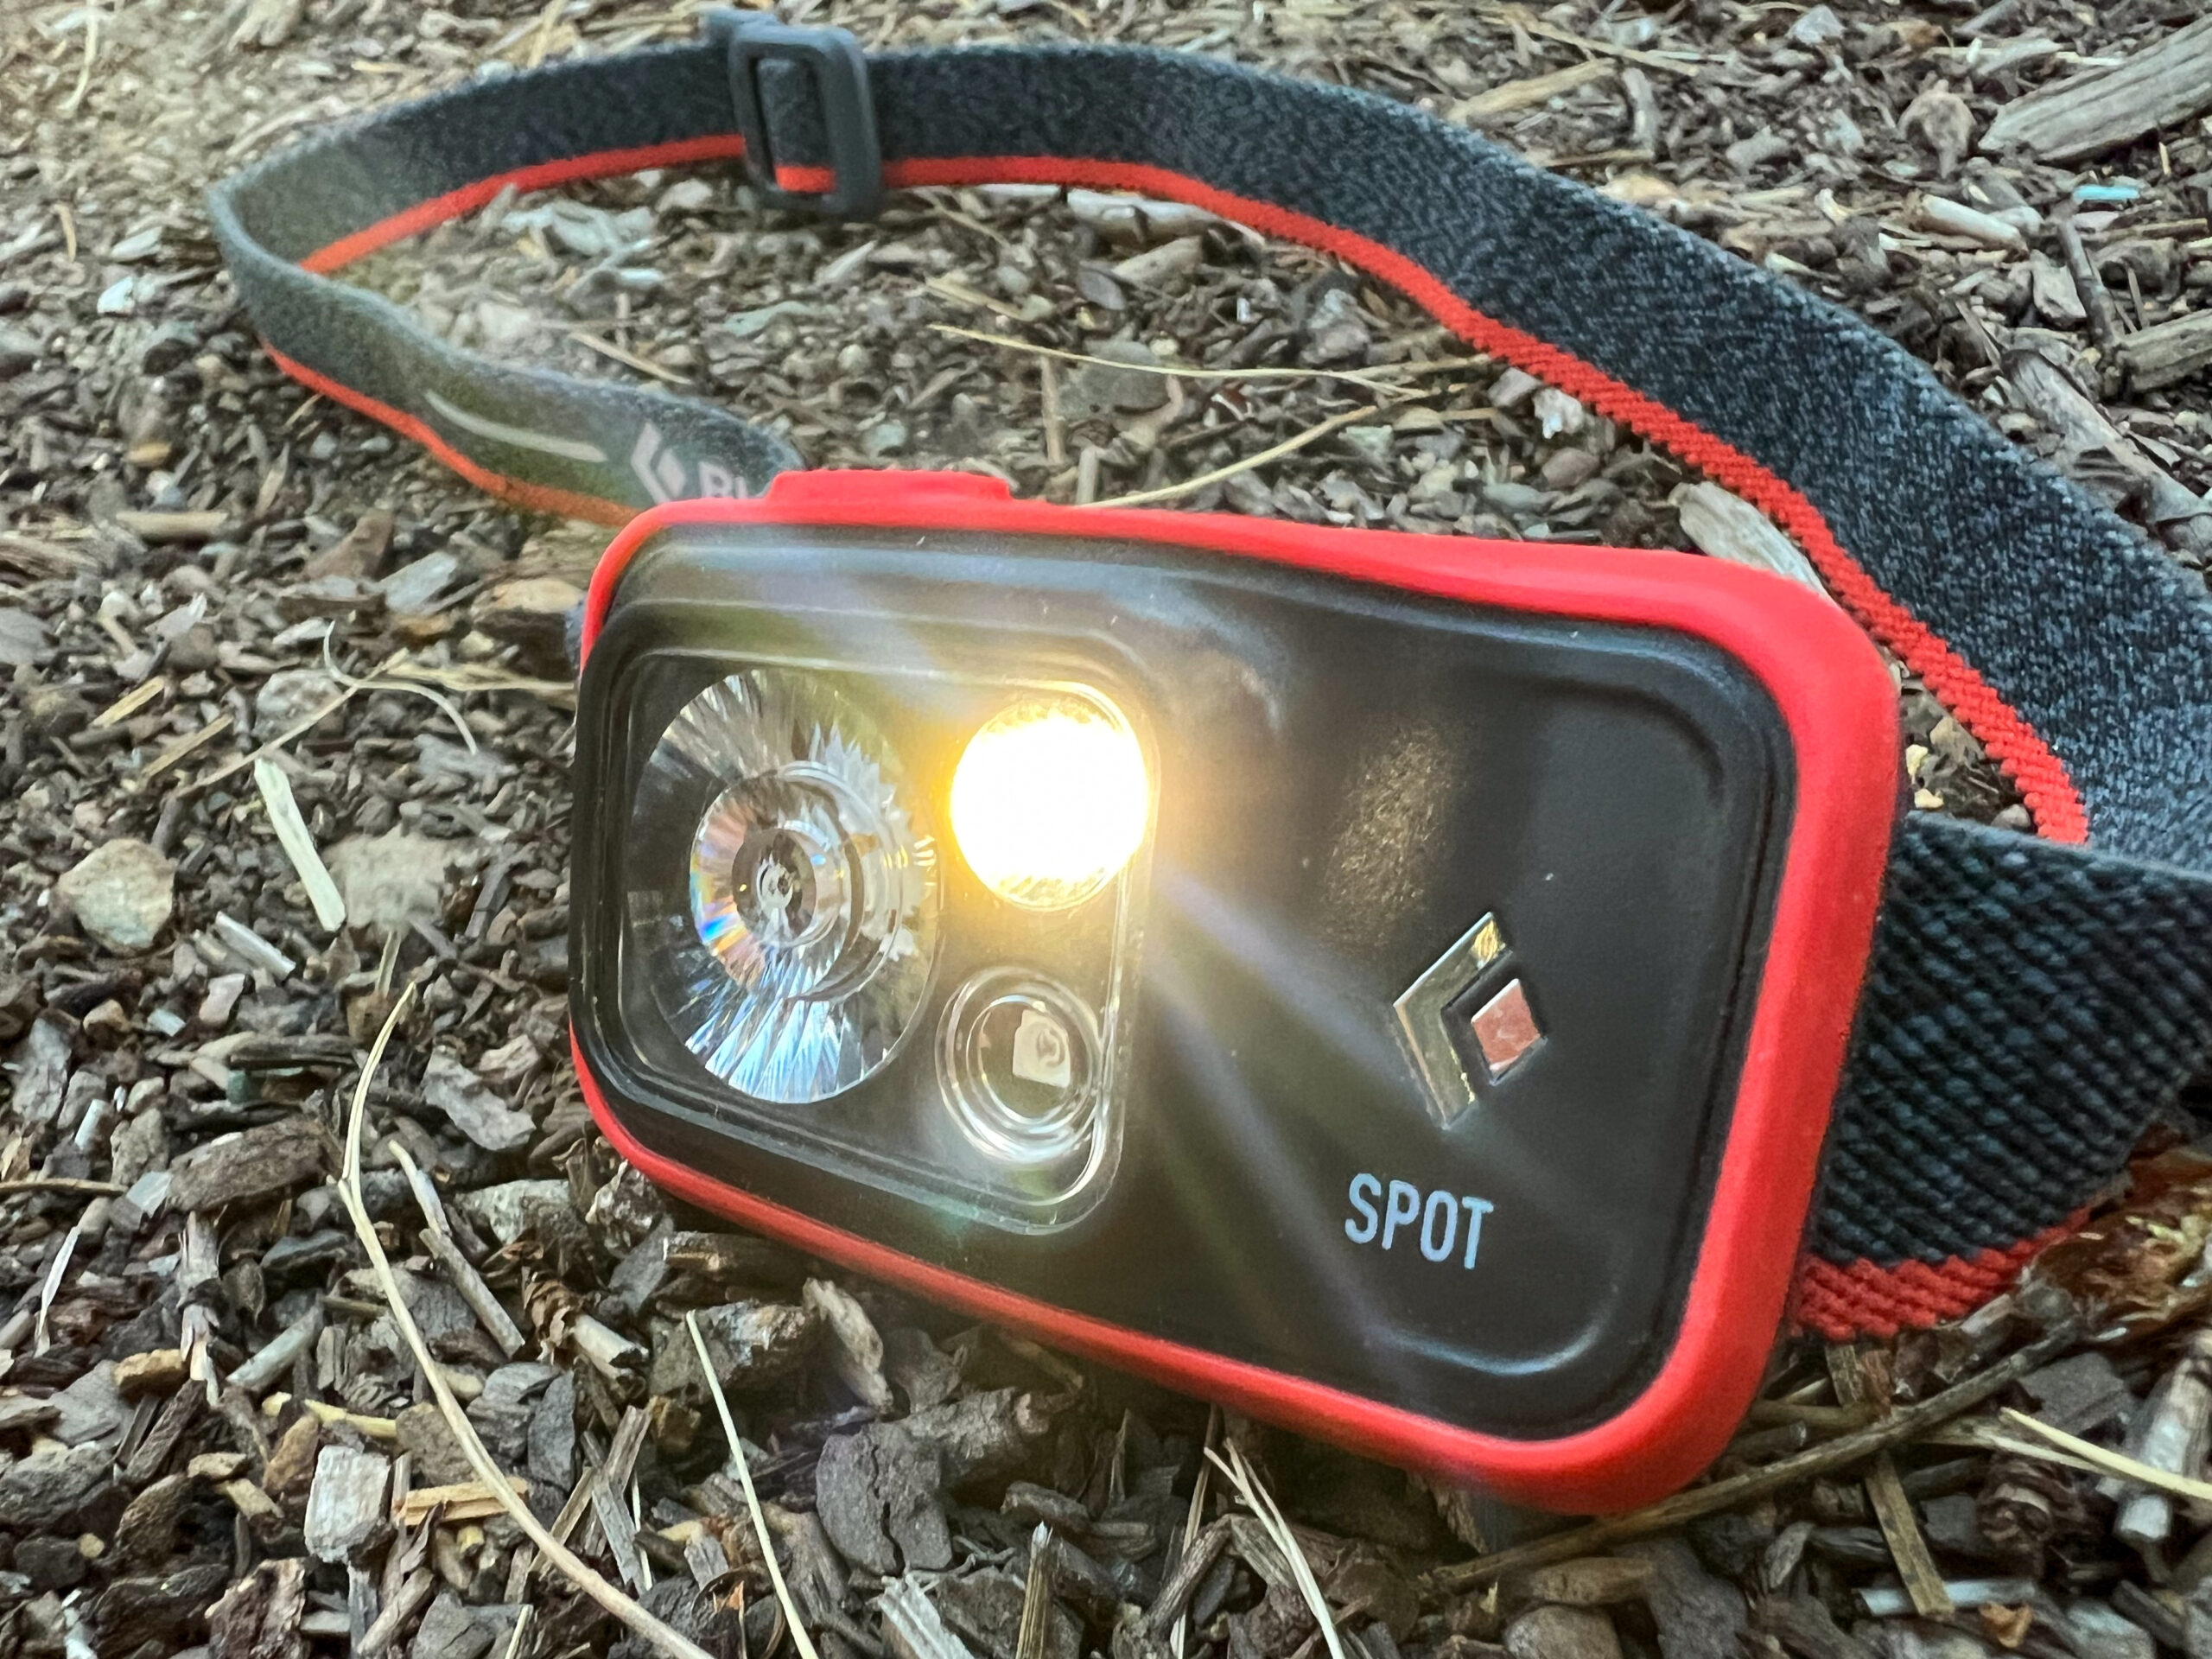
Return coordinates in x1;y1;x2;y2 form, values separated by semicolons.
2;1;2211;1656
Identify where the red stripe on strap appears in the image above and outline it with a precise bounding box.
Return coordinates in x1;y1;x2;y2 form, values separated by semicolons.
1794;1217;2084;1340
289;141;2089;843
300;136;754;272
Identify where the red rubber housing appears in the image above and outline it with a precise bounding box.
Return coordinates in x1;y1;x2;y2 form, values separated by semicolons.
574;467;1899;1513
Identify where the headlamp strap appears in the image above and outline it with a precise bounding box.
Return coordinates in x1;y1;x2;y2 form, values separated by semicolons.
207;13;2212;1339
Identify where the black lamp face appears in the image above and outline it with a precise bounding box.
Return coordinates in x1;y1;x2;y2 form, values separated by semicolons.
609;644;1148;1231
574;517;1801;1447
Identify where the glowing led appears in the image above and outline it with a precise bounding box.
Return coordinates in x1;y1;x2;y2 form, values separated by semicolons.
950;695;1147;909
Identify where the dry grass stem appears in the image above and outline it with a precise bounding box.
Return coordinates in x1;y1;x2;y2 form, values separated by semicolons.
337;982;715;1659
1085;407;1378;509
687;1308;823;1659
1206;1443;1346;1659
1999;1407;2212;1503
934;321;1484;397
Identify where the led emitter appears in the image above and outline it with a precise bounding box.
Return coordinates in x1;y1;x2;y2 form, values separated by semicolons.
950;695;1148;910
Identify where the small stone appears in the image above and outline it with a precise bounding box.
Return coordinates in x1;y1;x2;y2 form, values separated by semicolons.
380;551;464;616
304;1445;390;1562
7;1016;72;1129
0;609;40;671
1491;368;1542;408
1067;339;1168;415
167;625;219;672
55;839;175;954
261;1415;321;1502
198;973;248;1031
50;1363;131;1447
861;420;909;458
1787;3;1843;47
1541;448;1602;491
252;668;343;739
1532;387;1587;439
15;1535;86;1593
2064;1599;2154;1659
394;1403;474;1487
658;177;715;213
0;1443;111;1531
0;323;38;378
1301;286;1373;366
325;832;453;933
113;1350;188;1401
421;1052;536;1153
1504;1605;1622;1659
1484;480;1548;516
1725;128;1795;172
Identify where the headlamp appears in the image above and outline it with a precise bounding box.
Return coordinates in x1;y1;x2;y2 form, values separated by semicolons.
208;10;2212;1513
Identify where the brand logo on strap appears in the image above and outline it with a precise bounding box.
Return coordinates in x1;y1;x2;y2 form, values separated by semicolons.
632;421;747;504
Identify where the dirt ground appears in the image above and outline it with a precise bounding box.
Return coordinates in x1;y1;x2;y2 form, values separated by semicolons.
2;0;2211;1656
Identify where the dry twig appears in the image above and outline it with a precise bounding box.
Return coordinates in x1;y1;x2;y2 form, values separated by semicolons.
1427;1329;2074;1589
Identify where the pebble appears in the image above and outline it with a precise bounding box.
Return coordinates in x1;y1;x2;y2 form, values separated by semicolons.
0;607;49;667
421;1051;537;1154
1301;286;1373;365
861;419;909;458
324;832;452;933
1066;339;1169;415
1110;236;1205;288
1504;1605;1622;1659
1533;387;1587;438
454;1179;574;1246
303;1445;390;1563
251;668;342;739
55;838;175;955
0;1443;111;1532
1788;3;1844;47
0;323;39;378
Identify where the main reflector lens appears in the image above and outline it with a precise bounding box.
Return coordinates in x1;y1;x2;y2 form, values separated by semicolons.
950;695;1147;909
639;671;938;1104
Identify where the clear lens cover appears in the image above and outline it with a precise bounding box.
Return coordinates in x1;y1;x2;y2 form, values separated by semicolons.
614;652;1147;1232
632;671;938;1105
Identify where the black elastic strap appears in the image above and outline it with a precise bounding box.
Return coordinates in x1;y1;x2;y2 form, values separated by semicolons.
208;17;2212;1332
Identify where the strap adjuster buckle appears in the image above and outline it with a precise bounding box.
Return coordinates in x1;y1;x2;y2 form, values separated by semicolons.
705;9;882;219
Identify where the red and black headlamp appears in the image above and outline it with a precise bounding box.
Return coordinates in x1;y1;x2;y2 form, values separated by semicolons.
569;470;1896;1509
210;13;2212;1511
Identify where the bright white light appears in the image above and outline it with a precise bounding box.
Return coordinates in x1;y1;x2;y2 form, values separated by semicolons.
950;696;1147;909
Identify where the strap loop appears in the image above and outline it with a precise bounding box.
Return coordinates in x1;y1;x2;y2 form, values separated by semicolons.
708;10;882;217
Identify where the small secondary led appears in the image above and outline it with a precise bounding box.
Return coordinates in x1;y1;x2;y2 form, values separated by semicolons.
950;696;1147;909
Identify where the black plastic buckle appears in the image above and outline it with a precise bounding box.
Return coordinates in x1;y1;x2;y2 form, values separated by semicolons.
705;9;882;219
